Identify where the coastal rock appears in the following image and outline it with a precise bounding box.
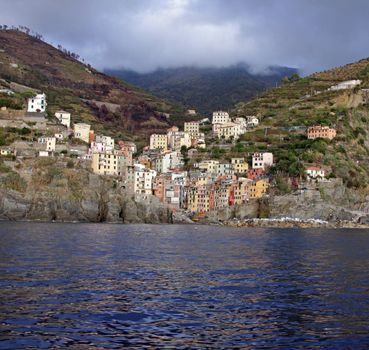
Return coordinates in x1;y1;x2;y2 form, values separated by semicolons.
358;215;369;225
0;182;172;224
0;189;29;220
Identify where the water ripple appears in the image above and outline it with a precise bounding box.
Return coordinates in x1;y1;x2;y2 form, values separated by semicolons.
1;223;369;348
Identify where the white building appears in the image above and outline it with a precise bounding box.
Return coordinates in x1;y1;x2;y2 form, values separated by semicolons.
27;93;47;113
0;89;14;96
199;118;210;124
0;148;14;156
306;167;325;180
187;109;197;115
55;111;71;128
39;151;50;157
212;111;230;124
252;152;273;169
154;151;183;173
95;135;114;151
129;164;157;194
74;123;91;144
54;133;64;141
45;137;56;152
234;117;247;132
167;130;192;151
90;141;109;154
328;80;362;91
246;116;259;127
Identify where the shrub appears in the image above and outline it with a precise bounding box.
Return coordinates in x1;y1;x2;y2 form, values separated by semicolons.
0;161;11;174
2;172;27;192
0;98;22;110
232;143;245;153
353;127;366;138
275;175;292;194
19;127;31;135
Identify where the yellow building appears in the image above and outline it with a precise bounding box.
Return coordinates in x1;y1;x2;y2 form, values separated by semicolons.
149;134;168;151
247;179;269;199
91;151;126;176
187;187;199;212
217;122;243;140
233;178;252;205
198;160;219;174
184;121;200;137
231;158;249;174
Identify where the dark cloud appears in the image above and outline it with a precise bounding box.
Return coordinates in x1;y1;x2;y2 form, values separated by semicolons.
0;0;368;74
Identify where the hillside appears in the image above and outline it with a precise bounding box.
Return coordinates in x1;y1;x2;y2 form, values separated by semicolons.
232;58;369;189
106;65;298;114
0;29;188;144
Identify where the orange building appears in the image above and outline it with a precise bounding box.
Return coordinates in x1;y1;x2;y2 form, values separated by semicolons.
307;126;336;140
247;168;265;180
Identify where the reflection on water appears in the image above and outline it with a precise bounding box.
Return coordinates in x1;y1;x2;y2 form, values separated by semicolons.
1;223;369;348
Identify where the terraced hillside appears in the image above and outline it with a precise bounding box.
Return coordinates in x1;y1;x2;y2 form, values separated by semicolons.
232;58;369;188
0;29;188;144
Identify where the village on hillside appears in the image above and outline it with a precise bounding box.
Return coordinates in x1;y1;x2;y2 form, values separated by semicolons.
0;85;342;218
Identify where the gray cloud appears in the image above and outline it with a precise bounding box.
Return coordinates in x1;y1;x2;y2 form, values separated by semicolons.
0;0;368;74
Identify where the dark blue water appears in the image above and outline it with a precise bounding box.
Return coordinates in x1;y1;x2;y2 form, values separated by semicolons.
1;223;369;349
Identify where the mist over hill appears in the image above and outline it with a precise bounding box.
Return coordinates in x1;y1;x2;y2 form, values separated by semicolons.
106;64;298;115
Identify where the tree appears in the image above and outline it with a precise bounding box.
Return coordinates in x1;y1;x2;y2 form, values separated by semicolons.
283;73;301;84
180;145;188;156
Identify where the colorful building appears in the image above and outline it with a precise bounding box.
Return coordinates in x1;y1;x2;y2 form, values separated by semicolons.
307;126;336;140
149;134;168;151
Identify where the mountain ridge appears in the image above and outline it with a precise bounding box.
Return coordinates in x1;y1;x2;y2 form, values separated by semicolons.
106;64;298;114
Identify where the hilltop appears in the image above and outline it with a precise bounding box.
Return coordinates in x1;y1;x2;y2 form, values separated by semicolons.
106;65;297;114
0;29;189;144
231;58;369;189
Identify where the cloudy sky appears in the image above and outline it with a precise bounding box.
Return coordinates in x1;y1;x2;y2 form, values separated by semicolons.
0;0;368;74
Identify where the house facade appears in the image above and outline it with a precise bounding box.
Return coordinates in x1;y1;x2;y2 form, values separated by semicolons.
74;123;91;143
252;152;274;169
184;121;200;137
212;111;230;124
149;134;168;151
27;93;47;113
306;167;325;179
55;111;71;128
231;158;249;174
91;151;127;176
307;126;336;140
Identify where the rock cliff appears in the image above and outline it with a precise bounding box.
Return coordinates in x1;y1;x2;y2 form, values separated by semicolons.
0;158;172;223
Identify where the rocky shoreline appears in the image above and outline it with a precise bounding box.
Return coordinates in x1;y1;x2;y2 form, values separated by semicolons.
1;215;369;229
222;217;369;229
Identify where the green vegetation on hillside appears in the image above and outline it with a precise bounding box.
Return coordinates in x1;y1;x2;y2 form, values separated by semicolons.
0;29;187;143
232;58;369;189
